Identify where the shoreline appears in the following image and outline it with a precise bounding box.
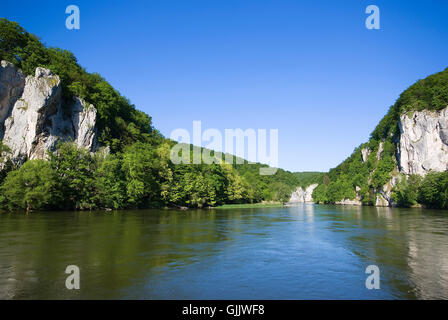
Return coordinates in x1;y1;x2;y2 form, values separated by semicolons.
1;201;445;214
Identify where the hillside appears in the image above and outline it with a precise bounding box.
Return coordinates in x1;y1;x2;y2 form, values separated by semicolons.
0;18;160;152
292;172;325;188
313;67;448;208
0;18;321;211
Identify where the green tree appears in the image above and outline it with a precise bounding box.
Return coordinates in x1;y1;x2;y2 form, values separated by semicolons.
121;142;173;207
48;142;97;209
94;154;127;209
418;171;448;209
391;174;422;207
0;160;61;210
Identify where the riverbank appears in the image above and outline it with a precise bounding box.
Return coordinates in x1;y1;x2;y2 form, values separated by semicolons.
215;202;284;209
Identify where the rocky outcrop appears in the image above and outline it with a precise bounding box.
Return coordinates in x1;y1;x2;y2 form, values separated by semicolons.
398;107;448;175
376;142;383;160
289;183;319;203
336;198;362;206
69;97;97;149
361;147;370;163
375;175;400;207
335;186;363;206
375;193;389;207
0;61;97;162
0;61;25;133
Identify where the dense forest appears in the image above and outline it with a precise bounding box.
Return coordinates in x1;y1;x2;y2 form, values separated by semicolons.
313;67;448;209
0;18;323;211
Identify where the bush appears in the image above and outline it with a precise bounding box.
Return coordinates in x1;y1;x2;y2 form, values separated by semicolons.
48;143;97;210
418;171;448;209
0;160;62;210
391;174;422;207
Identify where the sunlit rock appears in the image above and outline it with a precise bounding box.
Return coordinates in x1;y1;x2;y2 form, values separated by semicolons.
398;107;448;175
0;61;97;163
289;183;319;203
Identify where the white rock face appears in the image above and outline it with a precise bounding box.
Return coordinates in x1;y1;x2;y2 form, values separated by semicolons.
336;198;362;206
70;97;97;149
0;61;25;132
376;142;383;160
0;61;97;162
361;147;370;163
375;193;389;207
398;107;448;175
289;183;319;203
376;175;400;207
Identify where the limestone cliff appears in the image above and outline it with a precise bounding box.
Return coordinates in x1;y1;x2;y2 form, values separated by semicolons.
336;198;362;206
398;107;448;176
331;106;448;207
0;61;97;162
289;183;319;203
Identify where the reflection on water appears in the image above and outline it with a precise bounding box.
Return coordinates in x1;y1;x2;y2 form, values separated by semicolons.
0;205;448;299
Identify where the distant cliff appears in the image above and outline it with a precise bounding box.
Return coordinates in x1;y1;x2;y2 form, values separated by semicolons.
313;67;448;207
0;61;97;163
288;183;319;203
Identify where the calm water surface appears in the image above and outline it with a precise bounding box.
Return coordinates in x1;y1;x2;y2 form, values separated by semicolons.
1;205;448;299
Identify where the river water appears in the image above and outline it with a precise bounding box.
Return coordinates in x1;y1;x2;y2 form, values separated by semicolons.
1;204;448;299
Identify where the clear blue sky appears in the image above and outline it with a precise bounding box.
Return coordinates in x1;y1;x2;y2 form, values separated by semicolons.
2;0;448;172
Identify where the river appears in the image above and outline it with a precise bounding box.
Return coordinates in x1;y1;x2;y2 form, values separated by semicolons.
1;204;448;299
